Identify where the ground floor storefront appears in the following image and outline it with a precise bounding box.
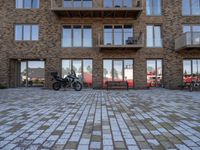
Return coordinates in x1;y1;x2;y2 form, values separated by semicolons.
5;58;200;89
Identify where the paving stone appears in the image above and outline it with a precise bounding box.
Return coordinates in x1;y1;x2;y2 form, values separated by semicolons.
0;88;200;149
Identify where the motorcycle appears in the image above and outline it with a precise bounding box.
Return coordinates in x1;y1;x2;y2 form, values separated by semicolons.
51;71;82;91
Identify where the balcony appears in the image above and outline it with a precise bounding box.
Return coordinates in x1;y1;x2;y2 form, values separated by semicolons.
51;0;143;18
175;32;200;51
98;32;144;51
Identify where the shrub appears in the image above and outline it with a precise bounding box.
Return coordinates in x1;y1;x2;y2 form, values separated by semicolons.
0;84;7;89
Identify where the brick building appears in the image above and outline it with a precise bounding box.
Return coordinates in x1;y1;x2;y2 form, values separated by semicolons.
0;0;200;89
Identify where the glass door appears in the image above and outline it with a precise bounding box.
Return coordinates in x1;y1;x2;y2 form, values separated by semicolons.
20;61;28;87
147;59;162;87
20;61;45;87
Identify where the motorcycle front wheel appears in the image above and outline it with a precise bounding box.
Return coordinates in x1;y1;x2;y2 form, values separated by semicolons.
73;81;82;91
53;82;61;91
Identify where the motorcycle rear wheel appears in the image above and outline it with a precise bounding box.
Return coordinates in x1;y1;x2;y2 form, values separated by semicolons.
53;82;61;91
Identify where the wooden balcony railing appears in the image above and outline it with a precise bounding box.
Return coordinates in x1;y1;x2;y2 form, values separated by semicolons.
175;32;200;51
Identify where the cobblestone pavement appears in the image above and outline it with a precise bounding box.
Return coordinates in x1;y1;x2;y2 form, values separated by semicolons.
0;88;200;150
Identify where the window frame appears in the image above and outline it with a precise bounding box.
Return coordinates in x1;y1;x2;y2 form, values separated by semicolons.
146;0;162;16
182;24;200;32
103;0;133;8
63;0;93;8
146;59;163;87
183;59;200;82
146;24;162;48
62;25;93;48
102;58;134;88
61;59;93;87
182;0;200;16
15;0;40;9
14;24;39;41
103;24;134;46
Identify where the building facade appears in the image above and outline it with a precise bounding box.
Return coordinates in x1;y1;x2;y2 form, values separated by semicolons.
0;0;200;89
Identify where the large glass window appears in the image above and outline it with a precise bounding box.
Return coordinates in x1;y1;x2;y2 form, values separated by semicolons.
104;26;113;45
103;59;134;88
15;24;39;41
124;25;133;45
32;0;40;8
64;0;73;7
73;26;82;47
124;60;134;87
15;25;23;40
104;0;113;7
103;25;133;45
83;0;92;7
16;0;39;9
83;59;93;87
183;25;200;45
64;0;92;7
62;25;92;47
23;25;31;40
147;59;163;87
62;59;93;87
182;0;200;16
183;59;200;83
114;0;122;7
114;26;122;45
124;0;132;7
62;26;72;47
83;26;92;47
104;0;133;8
113;60;123;80
16;0;23;8
146;0;162;16
74;0;81;7
146;25;162;47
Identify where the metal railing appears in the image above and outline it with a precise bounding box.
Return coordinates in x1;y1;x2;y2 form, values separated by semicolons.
175;32;200;50
51;0;143;9
98;32;144;46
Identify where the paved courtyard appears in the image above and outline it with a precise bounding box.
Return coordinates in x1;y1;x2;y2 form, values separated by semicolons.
0;88;200;150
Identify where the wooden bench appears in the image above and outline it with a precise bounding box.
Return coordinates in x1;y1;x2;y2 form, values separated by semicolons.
106;81;129;90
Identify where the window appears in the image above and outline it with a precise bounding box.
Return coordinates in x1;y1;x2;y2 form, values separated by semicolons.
103;25;133;45
16;0;39;9
183;59;200;83
147;59;162;87
15;24;39;41
64;0;92;7
62;59;93;87
73;26;82;47
146;0;162;15
103;59;134;88
183;25;200;45
62;25;92;47
146;25;162;47
182;0;200;16
104;0;132;8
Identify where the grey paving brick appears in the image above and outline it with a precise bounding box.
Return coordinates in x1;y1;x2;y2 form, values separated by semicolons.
0;88;200;149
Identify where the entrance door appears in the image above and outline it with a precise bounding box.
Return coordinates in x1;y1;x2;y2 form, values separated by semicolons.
20;61;45;87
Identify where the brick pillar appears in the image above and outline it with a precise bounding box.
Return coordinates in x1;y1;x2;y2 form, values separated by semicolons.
45;58;60;89
93;59;102;89
134;57;147;89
